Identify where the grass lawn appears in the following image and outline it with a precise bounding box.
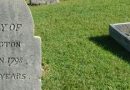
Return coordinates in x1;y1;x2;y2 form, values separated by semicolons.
30;0;130;89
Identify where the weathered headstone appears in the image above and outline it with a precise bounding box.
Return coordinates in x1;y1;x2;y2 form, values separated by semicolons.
45;0;59;4
30;0;59;5
0;0;42;90
30;0;45;5
109;22;130;52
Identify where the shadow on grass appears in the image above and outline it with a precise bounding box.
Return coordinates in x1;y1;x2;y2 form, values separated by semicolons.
89;35;130;63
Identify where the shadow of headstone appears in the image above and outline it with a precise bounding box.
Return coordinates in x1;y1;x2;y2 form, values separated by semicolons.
89;35;130;63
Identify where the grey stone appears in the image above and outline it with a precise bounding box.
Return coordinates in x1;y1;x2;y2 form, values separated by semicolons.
0;0;42;90
30;0;45;5
30;0;59;5
109;22;130;52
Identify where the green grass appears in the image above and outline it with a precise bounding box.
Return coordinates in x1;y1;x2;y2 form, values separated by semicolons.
30;0;130;89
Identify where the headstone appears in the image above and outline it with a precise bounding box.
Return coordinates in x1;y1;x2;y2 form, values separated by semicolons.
45;0;59;4
109;22;130;52
0;0;42;90
30;0;45;5
30;0;59;5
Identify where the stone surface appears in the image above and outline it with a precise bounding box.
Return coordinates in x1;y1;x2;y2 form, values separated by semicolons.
30;0;59;5
109;22;130;52
0;0;41;90
30;0;45;5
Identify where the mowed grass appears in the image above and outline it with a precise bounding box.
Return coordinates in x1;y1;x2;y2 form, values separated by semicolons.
30;0;130;89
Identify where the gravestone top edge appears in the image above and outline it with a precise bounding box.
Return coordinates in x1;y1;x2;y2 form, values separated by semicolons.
110;22;130;26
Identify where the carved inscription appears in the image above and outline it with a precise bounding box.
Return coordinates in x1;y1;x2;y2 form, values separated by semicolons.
0;57;23;66
0;73;26;80
0;23;27;80
0;24;22;32
0;41;21;47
